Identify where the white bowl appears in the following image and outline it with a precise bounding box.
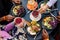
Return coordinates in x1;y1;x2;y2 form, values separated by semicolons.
30;12;41;21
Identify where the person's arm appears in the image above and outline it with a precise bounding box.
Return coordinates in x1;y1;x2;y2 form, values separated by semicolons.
43;36;49;40
0;0;14;21
56;0;60;22
57;0;60;15
0;16;6;22
47;0;57;7
38;0;57;14
42;29;49;40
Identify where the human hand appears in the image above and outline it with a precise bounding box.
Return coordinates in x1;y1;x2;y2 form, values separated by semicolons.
56;11;60;22
56;16;60;22
38;4;49;14
59;11;60;15
42;29;49;40
6;15;14;22
0;37;3;40
12;0;21;4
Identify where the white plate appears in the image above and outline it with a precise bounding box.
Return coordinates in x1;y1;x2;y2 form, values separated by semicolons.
27;27;36;35
30;12;41;21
